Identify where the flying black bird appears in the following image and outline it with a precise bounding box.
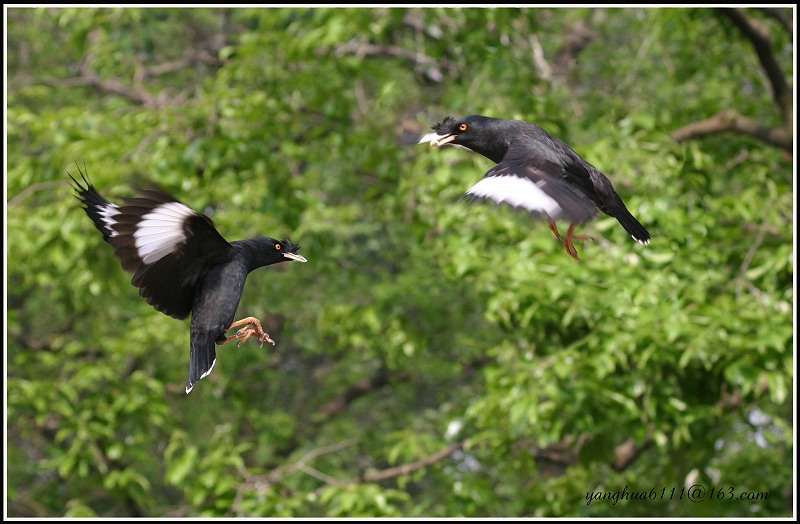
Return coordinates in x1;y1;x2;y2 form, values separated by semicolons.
69;166;307;393
419;115;651;259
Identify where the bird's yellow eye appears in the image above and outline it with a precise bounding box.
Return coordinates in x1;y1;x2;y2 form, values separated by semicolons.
275;243;282;250
459;123;468;131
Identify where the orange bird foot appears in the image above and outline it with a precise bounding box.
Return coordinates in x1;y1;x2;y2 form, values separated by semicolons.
548;222;592;261
218;316;276;347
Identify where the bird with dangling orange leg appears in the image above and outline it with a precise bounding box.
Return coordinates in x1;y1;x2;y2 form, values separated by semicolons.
419;115;651;259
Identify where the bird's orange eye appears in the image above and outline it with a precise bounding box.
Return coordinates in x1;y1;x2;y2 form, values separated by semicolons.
459;123;468;131
275;243;281;250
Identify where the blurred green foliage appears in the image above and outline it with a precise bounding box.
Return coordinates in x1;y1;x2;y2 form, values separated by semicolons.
6;6;793;518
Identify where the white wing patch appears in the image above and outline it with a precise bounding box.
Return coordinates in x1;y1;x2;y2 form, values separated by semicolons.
99;204;121;237
134;202;194;265
466;175;563;219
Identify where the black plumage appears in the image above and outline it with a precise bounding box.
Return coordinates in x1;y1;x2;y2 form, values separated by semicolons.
69;166;307;393
419;115;651;259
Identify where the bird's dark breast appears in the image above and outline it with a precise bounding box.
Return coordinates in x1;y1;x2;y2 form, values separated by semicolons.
191;261;247;333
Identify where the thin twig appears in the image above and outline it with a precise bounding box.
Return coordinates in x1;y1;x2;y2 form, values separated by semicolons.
8;180;64;208
233;437;359;516
363;442;464;482
528;34;552;81
734;204;772;301
332;40;453;81
299;464;348;486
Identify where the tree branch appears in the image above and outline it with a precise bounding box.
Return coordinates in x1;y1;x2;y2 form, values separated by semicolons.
233;438;359;516
142;55;194;79
529;381;751;475
717;8;792;129
332;40;452;83
8;180;64;209
315;368;408;421
64;22;228;108
273;438;360;484
715;385;742;411
757;7;793;36
362;442;464;482
234;438;464;516
671;109;792;150
672;9;793;151
528;34;553;81
552;18;597;78
734;203;772;301
77;54;157;107
612;425;654;472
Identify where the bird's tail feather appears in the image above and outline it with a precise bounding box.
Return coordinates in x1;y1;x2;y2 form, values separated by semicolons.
186;331;217;394
614;205;651;245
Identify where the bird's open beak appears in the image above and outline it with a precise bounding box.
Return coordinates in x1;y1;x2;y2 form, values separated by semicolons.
283;252;307;263
418;132;457;148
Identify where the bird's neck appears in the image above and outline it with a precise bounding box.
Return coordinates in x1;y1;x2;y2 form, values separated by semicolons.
473;123;511;163
480;142;509;164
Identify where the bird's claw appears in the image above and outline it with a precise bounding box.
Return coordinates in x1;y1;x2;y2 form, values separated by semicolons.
560;223;596;261
564;241;580;260
255;330;276;347
223;317;276;348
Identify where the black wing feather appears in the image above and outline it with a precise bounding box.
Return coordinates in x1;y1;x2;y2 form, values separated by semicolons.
464;153;600;225
71;172;237;319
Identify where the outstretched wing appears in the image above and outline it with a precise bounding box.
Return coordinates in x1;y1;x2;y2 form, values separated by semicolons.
70;168;235;319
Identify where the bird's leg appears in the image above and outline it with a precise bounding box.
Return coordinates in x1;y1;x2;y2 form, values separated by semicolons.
548;222;563;241
219;316;276;348
550;222;585;260
562;223;594;261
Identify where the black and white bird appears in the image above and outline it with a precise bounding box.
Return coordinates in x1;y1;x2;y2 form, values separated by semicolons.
69;166;307;393
419;115;651;259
